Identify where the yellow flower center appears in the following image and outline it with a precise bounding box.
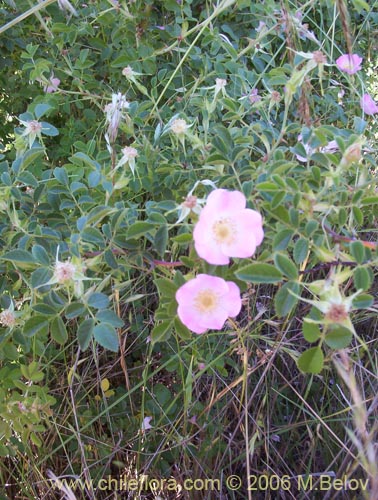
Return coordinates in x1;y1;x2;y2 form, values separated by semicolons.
212;218;236;244
194;289;218;313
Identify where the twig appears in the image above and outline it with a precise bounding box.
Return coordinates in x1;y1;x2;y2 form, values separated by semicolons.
299;260;358;275
323;223;378;250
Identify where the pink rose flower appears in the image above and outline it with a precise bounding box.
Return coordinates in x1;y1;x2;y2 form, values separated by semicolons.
360;93;378;115
44;77;60;93
175;274;242;334
249;88;261;104
193;189;264;265
335;54;362;75
141;416;153;431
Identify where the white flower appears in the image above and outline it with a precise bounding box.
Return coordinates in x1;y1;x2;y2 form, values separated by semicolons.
121;146;138;160
214;78;227;97
121;66;142;81
122;66;134;78
34;248;93;298
54;260;77;284
170;118;188;136
104;93;130;149
175;179;217;223
290;280;363;334
177;195;203;224
116;146;138;175
0;309;16;328
19;119;43;148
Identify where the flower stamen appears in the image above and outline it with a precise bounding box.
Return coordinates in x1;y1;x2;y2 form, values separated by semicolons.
212;218;236;245
325;303;348;323
194;289;218;313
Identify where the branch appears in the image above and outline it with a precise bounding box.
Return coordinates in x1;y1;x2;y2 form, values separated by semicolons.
323;223;378;250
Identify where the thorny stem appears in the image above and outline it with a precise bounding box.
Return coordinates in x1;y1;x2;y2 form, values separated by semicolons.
323;222;378;250
299;260;359;275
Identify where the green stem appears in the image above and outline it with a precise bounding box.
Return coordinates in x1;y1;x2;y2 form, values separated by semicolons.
0;0;57;35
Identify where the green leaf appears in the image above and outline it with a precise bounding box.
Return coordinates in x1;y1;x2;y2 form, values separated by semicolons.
31;245;50;265
23;316;49;337
293;238;309;264
81;227;105;246
350;241;365;264
41;122;59;136
274;253;298;279
93;323;119;352
30;433;43;447
87;292;109;309
104;249;118;269
256;181;280;191
151;320;173;343
50;316;68;344
270;206;290;224
111;54;131;67
179;256;194;267
32;303;58;315
86;206;116;226
302;320;321;343
71;152;101;170
0;444;10;457
96;310;124;327
88;170;101;187
1;250;35;266
271;191;286;209
20;361;44;382
274;281;300;317
352;206;363;225
77;318;94;351
65;302;87;319
154;278;178;298
174;317;192;340
235;263;283;284
12;148;44;173
305;220;318;237
31;267;52;289
154;224;168;258
361;196;378;205
172;233;192;244
53;167;69;186
212;125;233;155
352;293;374;309
273;229;294;251
324;325;353;349
338;207;347;226
289;207;299;226
126;221;155;239
34;103;52;120
17;171;38;187
350;0;369;12
297;346;324;374
353;266;372;291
